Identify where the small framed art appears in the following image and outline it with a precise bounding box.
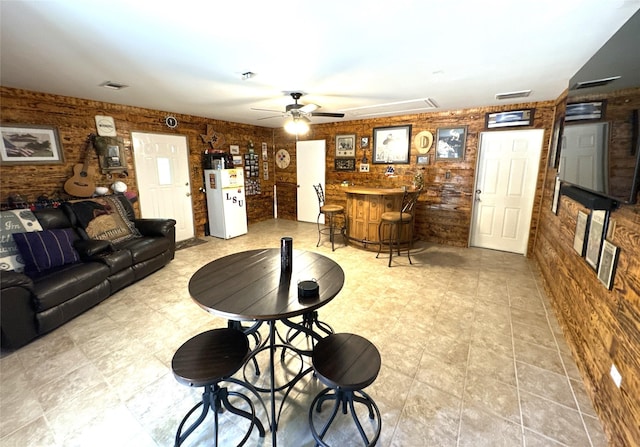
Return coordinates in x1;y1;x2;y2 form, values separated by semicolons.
565;101;606;122
585;210;607;270
336;134;356;158
597;240;619;290
335;158;356;171
573;210;589;256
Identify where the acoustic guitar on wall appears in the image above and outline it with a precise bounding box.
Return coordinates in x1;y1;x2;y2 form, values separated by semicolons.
64;134;97;197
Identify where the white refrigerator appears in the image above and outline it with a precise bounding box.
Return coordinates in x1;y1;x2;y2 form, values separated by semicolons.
204;168;248;239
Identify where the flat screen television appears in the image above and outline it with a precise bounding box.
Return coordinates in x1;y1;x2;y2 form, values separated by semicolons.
558;10;640;205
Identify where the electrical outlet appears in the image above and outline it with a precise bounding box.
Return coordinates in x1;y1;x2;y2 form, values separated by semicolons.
610;364;622;388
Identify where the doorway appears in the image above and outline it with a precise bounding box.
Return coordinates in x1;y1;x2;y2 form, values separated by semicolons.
296;140;326;223
470;129;544;254
131;132;195;242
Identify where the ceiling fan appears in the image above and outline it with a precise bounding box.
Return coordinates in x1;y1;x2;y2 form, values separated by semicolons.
251;92;345;128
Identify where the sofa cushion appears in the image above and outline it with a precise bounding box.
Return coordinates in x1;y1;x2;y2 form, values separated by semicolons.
12;228;80;274
68;196;141;244
31;262;110;312
0;209;43;272
115;236;171;263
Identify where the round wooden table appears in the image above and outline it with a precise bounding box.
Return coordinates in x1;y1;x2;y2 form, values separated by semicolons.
188;248;345;446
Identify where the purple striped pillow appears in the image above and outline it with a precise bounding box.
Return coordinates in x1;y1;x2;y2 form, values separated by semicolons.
12;228;80;274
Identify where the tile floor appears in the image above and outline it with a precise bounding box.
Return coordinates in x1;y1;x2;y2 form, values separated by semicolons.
0;219;608;446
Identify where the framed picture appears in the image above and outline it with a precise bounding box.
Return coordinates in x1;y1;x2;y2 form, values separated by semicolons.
597;240;619;290
565;101;606;122
486;109;534;128
336;134;356;158
573;210;589;255
334;158;356;171
0;124;65;164
585;210;608;270
549;114;564;168
417;155;430;165
552;176;561;214
435;126;466;161
361;137;369;149
230;144;240;155
372;125;412;164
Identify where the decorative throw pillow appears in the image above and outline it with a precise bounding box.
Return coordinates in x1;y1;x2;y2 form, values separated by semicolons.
69;196;140;244
0;209;44;272
12;228;80;274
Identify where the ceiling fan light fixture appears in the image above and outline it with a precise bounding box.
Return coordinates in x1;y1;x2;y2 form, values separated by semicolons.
284;116;310;135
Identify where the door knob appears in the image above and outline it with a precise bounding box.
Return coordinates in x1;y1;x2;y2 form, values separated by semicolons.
186;192;191;197
475;189;482;194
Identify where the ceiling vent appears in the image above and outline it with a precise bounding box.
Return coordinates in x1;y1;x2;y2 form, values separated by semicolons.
571;76;621;90
495;90;531;100
99;81;128;90
341;98;438;117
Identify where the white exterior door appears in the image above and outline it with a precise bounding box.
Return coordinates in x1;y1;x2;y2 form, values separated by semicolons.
296;140;326;223
558;122;607;192
470;129;544;254
131;132;194;242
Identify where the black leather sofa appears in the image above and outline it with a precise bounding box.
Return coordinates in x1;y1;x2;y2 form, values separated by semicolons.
0;195;176;350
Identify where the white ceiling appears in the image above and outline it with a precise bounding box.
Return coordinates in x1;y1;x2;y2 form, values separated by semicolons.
1;1;639;128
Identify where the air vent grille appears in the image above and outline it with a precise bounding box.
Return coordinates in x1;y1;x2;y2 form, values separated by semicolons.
495;90;531;100
99;81;128;90
341;98;438;117
571;76;621;90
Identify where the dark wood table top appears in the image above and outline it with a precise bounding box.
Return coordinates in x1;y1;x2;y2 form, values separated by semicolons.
188;248;345;321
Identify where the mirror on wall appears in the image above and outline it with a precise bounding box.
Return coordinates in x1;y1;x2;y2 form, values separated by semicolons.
556;10;640;205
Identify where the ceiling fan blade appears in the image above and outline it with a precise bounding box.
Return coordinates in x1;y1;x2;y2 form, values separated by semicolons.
300;103;319;113
311;112;345;118
251;107;284;113
256;115;284;120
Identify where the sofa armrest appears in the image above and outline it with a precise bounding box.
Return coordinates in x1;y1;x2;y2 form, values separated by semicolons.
1;270;38;350
133;218;177;238
74;239;113;259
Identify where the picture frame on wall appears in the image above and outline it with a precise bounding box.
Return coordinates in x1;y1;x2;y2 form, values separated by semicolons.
485;109;534;129
416;155;430;165
0;124;65;165
573;210;589;255
336;134;356;158
597;240;619;290
549;114;564;168
565;101;606;121
435;126;466;161
372;125;412;164
334;158;356;171
552;176;561;214
360;137;369;148
585;210;608;270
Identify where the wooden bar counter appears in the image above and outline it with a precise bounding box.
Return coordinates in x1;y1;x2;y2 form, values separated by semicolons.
343;186;406;250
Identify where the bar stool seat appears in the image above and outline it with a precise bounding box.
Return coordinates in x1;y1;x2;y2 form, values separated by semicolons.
376;187;422;267
309;333;382;447
172;328;266;447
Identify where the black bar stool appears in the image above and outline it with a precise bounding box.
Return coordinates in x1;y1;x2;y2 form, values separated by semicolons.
172;328;266;447
309;333;382;446
314;183;346;251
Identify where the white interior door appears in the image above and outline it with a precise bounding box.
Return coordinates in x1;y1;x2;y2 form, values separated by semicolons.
470;129;543;254
558;122;608;193
296;140;326;223
131;132;194;242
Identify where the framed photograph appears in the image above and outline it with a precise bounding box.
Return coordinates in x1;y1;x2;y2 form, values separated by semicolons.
549;114;564;168
486;109;534;128
0;124;65;164
435;126;466;161
334;158;356;171
361;137;369;149
573;210;589;255
552;176;561;214
372;125;412;164
336;134;356;158
417;155;430;165
565;101;606;122
597;240;619;290
585;210;608;270
262;142;268;160
230;144;240;155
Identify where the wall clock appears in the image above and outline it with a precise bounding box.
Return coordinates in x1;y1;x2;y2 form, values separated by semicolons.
276;149;291;169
